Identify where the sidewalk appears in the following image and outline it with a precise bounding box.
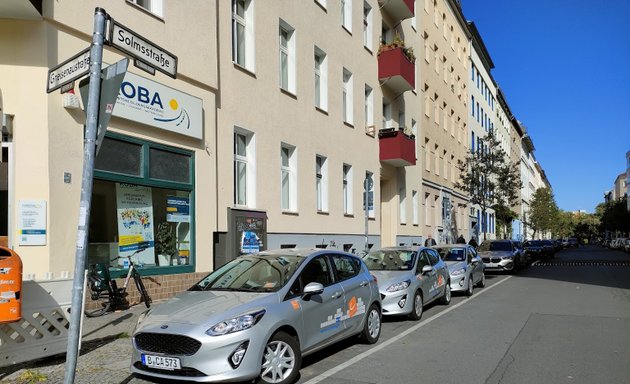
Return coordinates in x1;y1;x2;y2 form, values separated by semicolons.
1;304;149;384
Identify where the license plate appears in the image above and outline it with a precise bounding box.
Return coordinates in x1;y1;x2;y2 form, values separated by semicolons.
142;354;181;370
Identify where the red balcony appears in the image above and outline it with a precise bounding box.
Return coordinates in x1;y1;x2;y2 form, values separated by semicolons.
378;47;415;94
379;128;416;167
379;0;414;21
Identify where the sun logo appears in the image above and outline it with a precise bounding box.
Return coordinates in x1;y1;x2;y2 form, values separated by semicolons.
154;98;191;129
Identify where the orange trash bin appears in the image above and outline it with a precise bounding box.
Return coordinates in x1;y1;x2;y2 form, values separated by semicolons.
0;246;22;323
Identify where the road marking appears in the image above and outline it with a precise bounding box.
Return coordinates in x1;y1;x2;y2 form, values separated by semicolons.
302;275;513;384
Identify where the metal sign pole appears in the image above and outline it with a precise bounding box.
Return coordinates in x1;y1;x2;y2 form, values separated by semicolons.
64;7;107;384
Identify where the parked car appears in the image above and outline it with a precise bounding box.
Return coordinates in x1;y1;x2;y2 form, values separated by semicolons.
131;249;382;384
523;240;549;260
567;237;578;248
432;244;485;296
541;240;557;258
477;240;525;273
362;246;451;321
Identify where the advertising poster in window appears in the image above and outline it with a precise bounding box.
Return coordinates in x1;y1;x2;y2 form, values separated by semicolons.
18;200;47;246
116;183;156;266
166;196;190;223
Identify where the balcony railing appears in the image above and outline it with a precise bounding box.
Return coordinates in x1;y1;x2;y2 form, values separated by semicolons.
378;47;415;94
378;128;416;167
378;0;414;21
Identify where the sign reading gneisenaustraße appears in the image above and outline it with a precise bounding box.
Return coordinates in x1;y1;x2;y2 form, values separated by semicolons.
46;48;90;93
110;20;177;78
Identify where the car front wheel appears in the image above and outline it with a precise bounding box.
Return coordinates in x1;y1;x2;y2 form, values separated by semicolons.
409;291;423;320
440;282;451;305
259;332;301;384
477;273;486;288
466;277;473;297
360;303;381;344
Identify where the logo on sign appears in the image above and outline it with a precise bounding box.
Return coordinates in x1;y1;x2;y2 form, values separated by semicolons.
119;82;191;129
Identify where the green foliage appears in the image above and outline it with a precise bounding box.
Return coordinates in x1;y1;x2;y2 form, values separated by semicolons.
493;203;518;239
18;370;47;383
529;187;559;238
155;222;176;256
598;196;630;235
456;130;522;240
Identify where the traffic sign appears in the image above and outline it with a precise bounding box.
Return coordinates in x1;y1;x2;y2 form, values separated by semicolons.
109;20;177;78
79;58;129;155
47;48;90;93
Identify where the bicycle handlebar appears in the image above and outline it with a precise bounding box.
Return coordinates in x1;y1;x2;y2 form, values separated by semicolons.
111;246;149;263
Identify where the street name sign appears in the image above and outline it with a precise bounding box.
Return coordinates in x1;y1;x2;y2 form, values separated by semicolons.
47;48;90;93
109;20;177;78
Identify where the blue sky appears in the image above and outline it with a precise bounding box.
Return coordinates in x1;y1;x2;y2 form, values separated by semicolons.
461;0;630;213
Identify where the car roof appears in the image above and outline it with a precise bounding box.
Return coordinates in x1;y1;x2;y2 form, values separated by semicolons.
253;248;355;258
432;244;468;248
371;246;420;252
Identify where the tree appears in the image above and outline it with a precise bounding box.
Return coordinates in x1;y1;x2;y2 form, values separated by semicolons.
456;129;522;241
599;197;630;237
552;211;575;239
528;187;559;239
493;203;518;239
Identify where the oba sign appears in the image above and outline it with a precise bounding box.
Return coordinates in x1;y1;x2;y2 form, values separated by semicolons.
113;71;203;139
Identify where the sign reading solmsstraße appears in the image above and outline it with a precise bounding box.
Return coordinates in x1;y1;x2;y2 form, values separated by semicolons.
110;20;177;78
46;48;90;93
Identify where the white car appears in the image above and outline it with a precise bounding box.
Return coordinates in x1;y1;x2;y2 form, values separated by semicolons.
432;244;485;296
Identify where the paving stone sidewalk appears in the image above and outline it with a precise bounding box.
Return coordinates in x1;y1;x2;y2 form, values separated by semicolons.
1;305;150;384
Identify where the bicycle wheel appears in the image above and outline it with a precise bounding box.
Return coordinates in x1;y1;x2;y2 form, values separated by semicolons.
84;287;112;317
134;273;152;308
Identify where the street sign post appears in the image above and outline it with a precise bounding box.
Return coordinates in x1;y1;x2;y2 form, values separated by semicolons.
109;20;177;78
46;48;90;93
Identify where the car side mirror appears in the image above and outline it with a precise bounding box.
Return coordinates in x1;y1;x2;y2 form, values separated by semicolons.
421;265;433;274
303;282;324;298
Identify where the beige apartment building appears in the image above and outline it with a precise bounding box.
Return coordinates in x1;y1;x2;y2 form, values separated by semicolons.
0;1;218;298
418;0;470;244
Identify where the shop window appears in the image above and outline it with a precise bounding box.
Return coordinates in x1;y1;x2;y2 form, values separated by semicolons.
89;134;194;276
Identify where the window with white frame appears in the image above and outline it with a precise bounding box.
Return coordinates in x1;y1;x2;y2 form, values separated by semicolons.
232;0;254;70
363;2;372;50
412;119;418;159
316;155;329;212
342;0;352;33
279;20;296;93
234;128;256;207
365;84;374;129
411;0;417;29
314;46;328;110
364;171;375;218
399;187;407;224
281;144;297;211
343;164;353;215
343;68;354;124
382;98;392;129
425;192;431;226
412;190;418;225
127;0;163;17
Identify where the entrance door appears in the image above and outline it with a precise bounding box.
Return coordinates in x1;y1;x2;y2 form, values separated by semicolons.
0;143;12;248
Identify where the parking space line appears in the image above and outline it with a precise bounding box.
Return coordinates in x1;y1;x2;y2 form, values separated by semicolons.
302;275;513;384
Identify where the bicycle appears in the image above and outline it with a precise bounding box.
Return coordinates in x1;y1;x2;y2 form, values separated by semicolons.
85;247;152;317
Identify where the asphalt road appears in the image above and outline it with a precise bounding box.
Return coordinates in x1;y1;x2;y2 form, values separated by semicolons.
294;245;630;384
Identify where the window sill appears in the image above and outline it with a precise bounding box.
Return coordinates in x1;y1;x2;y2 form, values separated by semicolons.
233;62;256;78
342;25;352;36
413;224;419;227
314;0;327;12
343;121;354;129
282;210;299;216
317;211;330;215
280;87;298;100
344;214;354;218
315;106;329;115
364;45;373;55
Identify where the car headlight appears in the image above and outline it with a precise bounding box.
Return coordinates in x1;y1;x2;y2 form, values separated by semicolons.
206;310;266;336
451;268;466;276
386;280;410;292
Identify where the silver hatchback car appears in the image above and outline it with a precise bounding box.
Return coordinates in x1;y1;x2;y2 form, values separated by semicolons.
432;244;485;296
130;249;381;384
362;246;451;321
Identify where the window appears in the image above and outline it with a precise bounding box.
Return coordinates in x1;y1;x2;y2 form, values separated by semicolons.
316;155;328;212
365;85;374;129
471;95;475;116
232;0;254;70
383;98;392;128
399;187;406;224
427;249;440;265
331;254;360;281
412;190;419;225
342;0;352;32
343;164;353;215
297;256;332;288
281;144;297;211
424;193;431;225
411;0;417;29
363;2;372;50
90;133;194;276
314;47;328;110
471;131;475;153
412;119;418;159
279;20;296;93
316;0;327;8
233;129;256;207
416;251;430;272
343;68;354;124
127;0;163;17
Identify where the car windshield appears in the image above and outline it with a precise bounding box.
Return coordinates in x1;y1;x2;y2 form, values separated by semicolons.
190;255;305;292
525;240;544;246
434;247;466;262
362;250;416;271
478;241;512;251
